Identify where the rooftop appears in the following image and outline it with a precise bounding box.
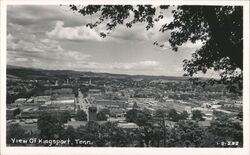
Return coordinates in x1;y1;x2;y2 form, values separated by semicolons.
117;122;139;129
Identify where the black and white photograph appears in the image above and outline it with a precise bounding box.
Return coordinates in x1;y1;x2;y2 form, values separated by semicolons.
0;0;249;155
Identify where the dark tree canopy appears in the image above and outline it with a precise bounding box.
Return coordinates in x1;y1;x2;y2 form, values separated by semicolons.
37;112;64;139
69;5;243;92
192;110;205;121
75;110;87;121
179;111;189;120
167;108;180;122
126;109;151;126
60;111;71;123
126;109;138;122
154;109;167;118
97;110;108;121
168;120;206;147
6;124;28;145
209;115;243;146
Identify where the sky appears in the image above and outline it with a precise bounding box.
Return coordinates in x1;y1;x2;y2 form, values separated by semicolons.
7;5;209;77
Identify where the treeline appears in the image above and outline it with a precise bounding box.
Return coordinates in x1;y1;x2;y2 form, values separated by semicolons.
7;110;243;147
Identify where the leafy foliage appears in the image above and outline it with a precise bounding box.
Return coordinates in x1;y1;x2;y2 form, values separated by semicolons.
6;124;29;145
192;110;205;121
167;109;180;122
126;109;152;126
97;110;108;121
209;116;243;147
76;121;103;146
154;109;167;118
61;126;78;146
167;120;206;147
8;116;242;147
59;111;72;123
126;109;138;122
75;110;87;121
37;112;64;139
179;111;189;120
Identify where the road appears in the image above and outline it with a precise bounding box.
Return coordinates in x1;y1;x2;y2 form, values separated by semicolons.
77;88;91;120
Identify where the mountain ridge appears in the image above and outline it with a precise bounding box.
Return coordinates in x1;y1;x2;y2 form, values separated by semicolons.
6;65;196;81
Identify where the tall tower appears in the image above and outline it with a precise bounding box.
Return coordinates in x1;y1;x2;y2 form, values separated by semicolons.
55;80;58;86
89;79;92;85
88;106;97;121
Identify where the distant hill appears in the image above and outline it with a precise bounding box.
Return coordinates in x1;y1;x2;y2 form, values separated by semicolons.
7;65;190;81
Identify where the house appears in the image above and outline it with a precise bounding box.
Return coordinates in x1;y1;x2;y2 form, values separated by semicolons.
35;96;50;104
94;99;128;108
198;121;211;127
117;122;139;129
14;98;27;104
64;121;107;129
26;98;34;104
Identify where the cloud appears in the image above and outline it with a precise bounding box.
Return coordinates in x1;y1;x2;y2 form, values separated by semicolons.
46;20;153;42
7;34;16;49
138;60;160;66
7;30;93;69
67;51;92;60
7;33;64;53
110;24;149;42
7;5;89;27
108;16;173;42
14;57;28;62
80;60;161;71
8;5;174;43
58;60;161;73
112;60;160;70
46;21;103;41
182;40;204;49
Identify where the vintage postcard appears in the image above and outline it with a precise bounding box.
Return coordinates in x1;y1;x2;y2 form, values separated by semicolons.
0;0;249;155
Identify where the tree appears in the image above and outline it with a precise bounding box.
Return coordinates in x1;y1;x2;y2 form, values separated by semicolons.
192;110;205;121
100;108;111;116
179;111;189;120
209;115;243;147
126;109;151;126
69;5;243;93
60;111;71;123
74;121;103;146
6;124;28;146
135;111;151;126
37;112;64;139
237;110;243;121
150;126;164;147
50;93;57;100
110;128;132;147
136;124;155;147
154;109;167;118
97;110;108;121
84;121;104;146
132;101;139;109
126;109;138;122
167;109;180;122
61;126;78;146
99;122;118;146
72;87;79;97
75;110;87;121
101;122;134;147
167;120;206;147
